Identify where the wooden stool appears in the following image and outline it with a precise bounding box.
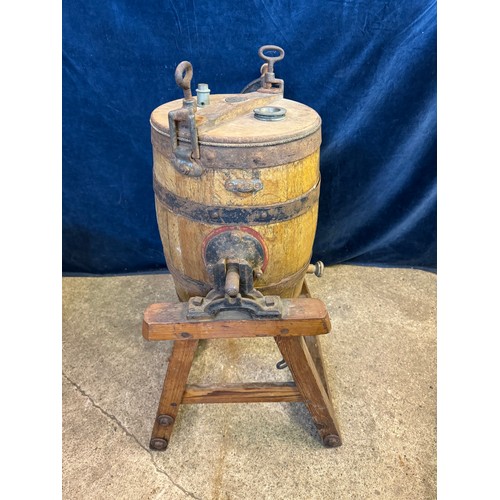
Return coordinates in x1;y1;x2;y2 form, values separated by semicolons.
142;283;342;450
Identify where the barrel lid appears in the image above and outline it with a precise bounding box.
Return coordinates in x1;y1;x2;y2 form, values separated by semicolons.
150;92;321;146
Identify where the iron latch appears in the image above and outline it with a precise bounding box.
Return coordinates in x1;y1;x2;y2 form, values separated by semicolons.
168;61;203;177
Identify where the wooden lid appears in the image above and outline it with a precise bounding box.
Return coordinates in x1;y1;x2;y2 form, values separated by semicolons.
150;92;321;147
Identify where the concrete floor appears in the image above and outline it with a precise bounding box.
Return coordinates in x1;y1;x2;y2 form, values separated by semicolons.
62;265;436;500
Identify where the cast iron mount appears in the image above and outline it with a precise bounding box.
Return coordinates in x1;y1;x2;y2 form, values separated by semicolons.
186;229;282;319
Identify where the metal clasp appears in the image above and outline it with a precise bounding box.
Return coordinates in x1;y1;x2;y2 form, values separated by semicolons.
168;61;203;177
258;45;285;94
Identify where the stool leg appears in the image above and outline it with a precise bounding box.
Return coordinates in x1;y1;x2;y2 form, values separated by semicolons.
275;336;342;448
303;335;331;399
149;339;199;451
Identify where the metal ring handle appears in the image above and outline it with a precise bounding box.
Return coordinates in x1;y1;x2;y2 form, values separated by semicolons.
253;106;286;121
174;61;193;99
258;45;285;73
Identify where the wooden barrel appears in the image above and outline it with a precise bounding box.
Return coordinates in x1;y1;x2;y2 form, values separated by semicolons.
150;91;322;301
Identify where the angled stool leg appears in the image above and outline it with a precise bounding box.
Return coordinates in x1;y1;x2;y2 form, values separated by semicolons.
275;336;342;447
149;339;199;451
300;280;332;398
303;335;331;399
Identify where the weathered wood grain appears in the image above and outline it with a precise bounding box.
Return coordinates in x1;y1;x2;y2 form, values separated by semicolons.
304;335;332;400
298;280;332;398
149;339;199;450
182;382;302;404
275;336;342;447
143;298;331;341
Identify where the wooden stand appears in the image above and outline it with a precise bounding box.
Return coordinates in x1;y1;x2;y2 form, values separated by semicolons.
142;283;342;450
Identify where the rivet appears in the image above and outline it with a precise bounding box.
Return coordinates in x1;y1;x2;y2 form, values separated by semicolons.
323;434;342;448
150;438;168;451
157;414;174;426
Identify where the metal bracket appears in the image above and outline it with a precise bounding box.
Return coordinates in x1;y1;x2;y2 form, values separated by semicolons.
241;45;286;95
187;290;282;320
186;228;283;319
168;61;203;177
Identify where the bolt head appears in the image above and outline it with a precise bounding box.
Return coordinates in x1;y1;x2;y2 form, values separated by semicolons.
314;261;324;277
323;434;342;448
254;268;263;279
157;414;174;426
265;296;275;306
150;438;168;451
192;296;203;307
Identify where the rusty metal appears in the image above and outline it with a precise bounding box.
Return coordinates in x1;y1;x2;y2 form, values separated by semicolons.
149;438;168;450
241;63;268;94
185;258;283;319
186;228;282;319
225;177;263;194
168;62;202;177
307;261;324;277
157;414;174;426
257;45;285;94
153;175;320;225
203;228;267;271
174;61;195;102
186;288;282;320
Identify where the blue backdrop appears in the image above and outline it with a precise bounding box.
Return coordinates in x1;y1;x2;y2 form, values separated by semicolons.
62;0;436;274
